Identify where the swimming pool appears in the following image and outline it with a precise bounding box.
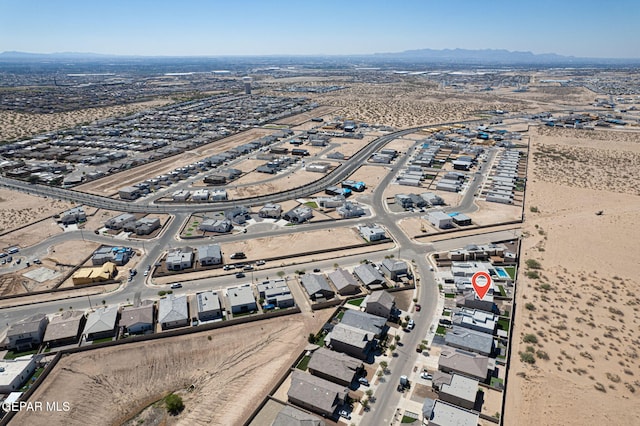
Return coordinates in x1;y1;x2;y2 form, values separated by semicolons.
495;268;509;279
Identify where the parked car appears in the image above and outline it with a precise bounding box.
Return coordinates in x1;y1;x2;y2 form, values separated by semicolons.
223;264;235;271
143;270;149;276
33;258;41;264
230;252;246;259
313;268;321;273
338;409;351;420
420;371;433;380
415;304;422;312
358;377;369;386
243;265;254;271
256;260;266;266
407;319;415;330
170;283;182;289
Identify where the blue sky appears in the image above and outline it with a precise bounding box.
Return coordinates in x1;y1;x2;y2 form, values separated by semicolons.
1;0;638;58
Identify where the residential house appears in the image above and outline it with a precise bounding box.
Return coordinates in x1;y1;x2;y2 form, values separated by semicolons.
438;347;494;382
433;373;479;410
300;274;335;301
165;247;194;271
210;189;228;201
196;291;222;321
227;285;257;314
5;314;49;351
72;262;117;285
125;217;161;235
422;399;479;426
341;310;387;338
60;206;86;225
272;405;325;426
427;211;453;229
118;186;141;200
119;304;155;335
420;192;445;206
158;295;189;330
283;206;313;223
327;269;360;295
288;371;348;417
258;203;282;219
358;224;386;242
192;189;210;201
0;356;37;393
91;246;133;266
364;290;395;319
451;307;497;335
197;244;222;266
172;190;191;201
336;202;365;218
445;326;494;356
308;347;363;387
83;306;119;340
380;259;409;281
257;280;295;308
42;311;86;347
327;323;376;360
105;213;136;230
199;218;232;233
455;291;499;314
353;264;385;288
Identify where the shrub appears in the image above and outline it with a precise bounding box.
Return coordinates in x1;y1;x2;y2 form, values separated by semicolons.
526;259;542;269
523;334;538;344
530;206;539;213
520;352;535;364
526;270;540;279
165;394;184;415
536;350;550;360
525;303;536;311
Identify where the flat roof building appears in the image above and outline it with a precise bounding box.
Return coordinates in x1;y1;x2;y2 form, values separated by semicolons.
0;356;36;394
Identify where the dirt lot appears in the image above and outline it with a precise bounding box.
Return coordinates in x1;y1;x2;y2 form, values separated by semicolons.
505;126;640;425
0;99;172;142
14;312;332;426
274;105;342;126
74;128;277;196
0;188;72;237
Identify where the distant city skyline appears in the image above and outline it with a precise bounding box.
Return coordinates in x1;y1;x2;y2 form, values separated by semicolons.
1;0;638;59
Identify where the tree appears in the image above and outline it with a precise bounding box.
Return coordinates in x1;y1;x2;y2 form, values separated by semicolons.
389;344;396;353
165;393;184;415
365;389;373;398
360;399;369;410
277;271;285;278
394;335;401;343
380;360;388;371
308;333;316;344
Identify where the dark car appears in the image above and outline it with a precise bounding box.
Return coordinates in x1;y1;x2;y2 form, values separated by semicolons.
235;272;245;278
230;252;246;259
415;304;421;312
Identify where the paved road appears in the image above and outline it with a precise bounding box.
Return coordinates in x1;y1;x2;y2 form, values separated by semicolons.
0;118;523;423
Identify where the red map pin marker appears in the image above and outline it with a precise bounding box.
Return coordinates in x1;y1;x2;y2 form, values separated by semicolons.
471;271;492;300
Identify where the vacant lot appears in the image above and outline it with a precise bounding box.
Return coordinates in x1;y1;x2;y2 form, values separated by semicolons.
13;312;332;426
505;126;640;425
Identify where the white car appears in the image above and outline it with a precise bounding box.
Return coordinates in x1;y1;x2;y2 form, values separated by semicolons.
338;409;351;420
407;319;415;330
420;372;433;380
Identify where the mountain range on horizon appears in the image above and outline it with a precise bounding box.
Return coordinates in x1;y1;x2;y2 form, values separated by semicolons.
0;48;638;64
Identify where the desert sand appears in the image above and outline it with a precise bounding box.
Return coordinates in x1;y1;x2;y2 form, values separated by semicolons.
13;312;332;426
505;126;640;425
0;99;172;142
0;188;72;236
